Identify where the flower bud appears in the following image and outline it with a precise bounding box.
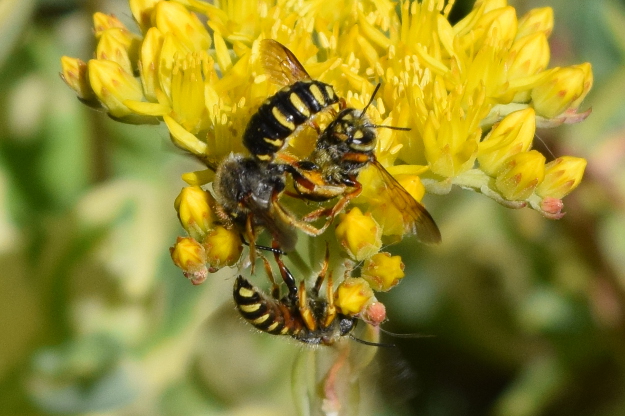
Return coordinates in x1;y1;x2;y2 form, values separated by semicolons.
139;27;163;102
129;0;160;32
335;278;375;316
495;150;546;201
508;33;550;80
96;29;135;75
361;252;405;292
335;207;382;261
60;56;96;101
203;226;243;271
516;7;553;38
531;66;588;119
87;59;144;118
170;236;208;285
362;302;387;326
568;63;593;110
174;186;215;240
540;197;564;219
535;156;586;199
93;13;126;37
154;1;211;52
478;108;535;176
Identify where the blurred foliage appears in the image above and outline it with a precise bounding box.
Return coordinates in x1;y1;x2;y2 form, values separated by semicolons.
1;0;624;415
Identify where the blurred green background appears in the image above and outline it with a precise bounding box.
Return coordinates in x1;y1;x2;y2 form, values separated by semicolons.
1;0;623;415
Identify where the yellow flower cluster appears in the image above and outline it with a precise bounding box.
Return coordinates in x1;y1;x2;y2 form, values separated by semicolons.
61;0;591;333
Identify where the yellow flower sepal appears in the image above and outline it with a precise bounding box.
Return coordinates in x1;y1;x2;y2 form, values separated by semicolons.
335;278;375;317
174;186;215;240
203;226;243;271
335;208;382;261
495;150;546;201
181;169;215;186
163;115;208;155
361;252;405;292
170;236;208;285
535;156;586;199
123;100;170;117
478;108;535;176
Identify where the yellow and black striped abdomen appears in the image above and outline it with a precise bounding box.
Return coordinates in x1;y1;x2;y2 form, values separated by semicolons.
243;80;339;161
233;276;301;336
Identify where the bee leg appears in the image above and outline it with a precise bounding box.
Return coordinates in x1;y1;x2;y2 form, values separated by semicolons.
271;200;332;236
301;182;362;224
245;213;258;273
339;96;347;110
312;243;330;297
323;271;336;329
298;280;317;331
261;255;281;300
273;250;299;301
325;181;362;220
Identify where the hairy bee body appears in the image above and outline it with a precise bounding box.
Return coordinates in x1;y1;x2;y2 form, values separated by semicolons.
243;39;340;162
234;276;356;345
212;153;298;252
290;88;442;244
308;108;375;185
244;80;338;162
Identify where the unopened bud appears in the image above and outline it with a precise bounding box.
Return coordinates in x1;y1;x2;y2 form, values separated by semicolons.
495;150;546;201
361;252;405;292
335;278;375;316
170;236;208;285
335;207;382;261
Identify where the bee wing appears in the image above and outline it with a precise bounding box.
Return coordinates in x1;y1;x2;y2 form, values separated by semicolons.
371;159;442;244
260;39;311;87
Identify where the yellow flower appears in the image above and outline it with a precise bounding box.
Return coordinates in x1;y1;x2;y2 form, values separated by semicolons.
334;208;382;261
361;253;405;292
334;277;375;317
495;150;546;201
203;226;243;271
169;236;208;285
62;0;594;344
535;156;587;199
174;186;215;240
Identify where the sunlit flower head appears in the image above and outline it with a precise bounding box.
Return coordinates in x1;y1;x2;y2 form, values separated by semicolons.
63;0;591;367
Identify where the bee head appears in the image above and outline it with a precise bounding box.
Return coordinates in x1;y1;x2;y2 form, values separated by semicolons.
327;108;377;152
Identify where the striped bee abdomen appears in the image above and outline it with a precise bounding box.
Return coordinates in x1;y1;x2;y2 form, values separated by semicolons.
233;276;301;336
243;80;339;161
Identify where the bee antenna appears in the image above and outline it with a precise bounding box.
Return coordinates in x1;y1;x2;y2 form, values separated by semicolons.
359;83;382;119
371;125;411;132
378;327;435;339
349;334;396;348
241;238;286;255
